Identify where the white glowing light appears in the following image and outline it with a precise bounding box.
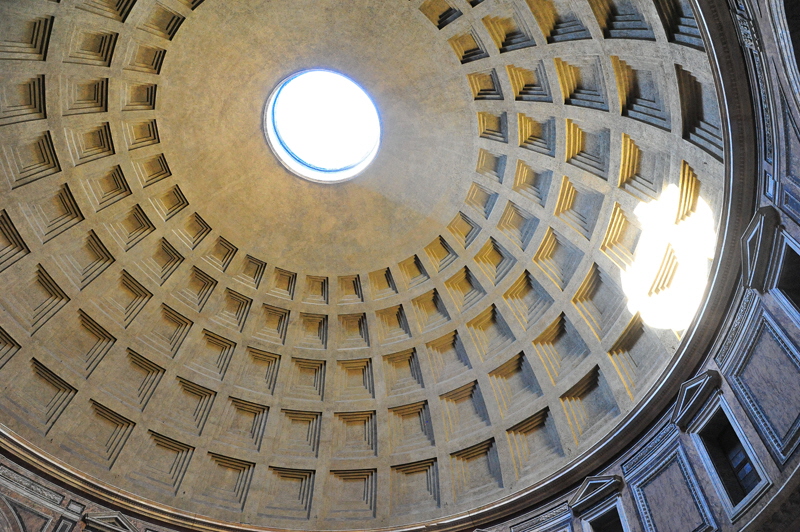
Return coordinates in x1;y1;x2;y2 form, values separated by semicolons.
264;70;381;183
621;185;716;331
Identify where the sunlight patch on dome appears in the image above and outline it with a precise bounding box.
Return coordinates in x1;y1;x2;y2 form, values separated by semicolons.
621;184;716;331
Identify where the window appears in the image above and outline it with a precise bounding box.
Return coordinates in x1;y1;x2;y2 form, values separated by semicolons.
699;412;760;505
689;396;771;520
578;496;631;532
587;508;626;532
777;240;800;312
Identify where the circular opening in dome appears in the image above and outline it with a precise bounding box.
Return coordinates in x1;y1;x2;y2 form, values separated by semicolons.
264;69;381;183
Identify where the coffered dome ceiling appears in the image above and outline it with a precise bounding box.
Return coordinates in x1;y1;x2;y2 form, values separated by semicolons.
0;0;736;530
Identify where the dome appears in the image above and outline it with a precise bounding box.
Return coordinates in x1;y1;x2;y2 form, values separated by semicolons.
0;0;797;531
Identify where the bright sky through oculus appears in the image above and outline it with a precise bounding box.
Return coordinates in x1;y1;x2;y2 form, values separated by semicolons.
267;70;381;181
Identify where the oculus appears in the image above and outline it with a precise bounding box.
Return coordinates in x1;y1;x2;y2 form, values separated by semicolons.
264;69;381;183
